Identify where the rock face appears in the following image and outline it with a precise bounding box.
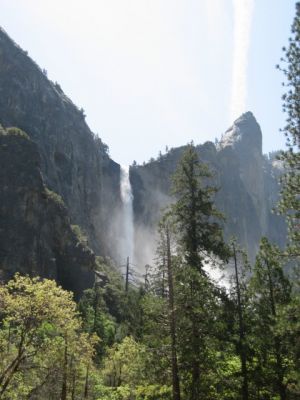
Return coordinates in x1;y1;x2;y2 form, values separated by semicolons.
0;27;287;291
219;111;266;227
0;126;95;297
130;112;286;263
0;27;120;257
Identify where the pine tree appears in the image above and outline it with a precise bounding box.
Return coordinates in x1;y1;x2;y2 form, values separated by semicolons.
276;274;300;397
157;215;181;400
277;2;300;256
229;239;251;400
171;143;228;270
251;238;292;399
171;144;228;399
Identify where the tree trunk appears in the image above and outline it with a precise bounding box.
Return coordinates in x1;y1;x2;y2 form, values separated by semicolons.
0;331;26;398
232;243;249;400
83;364;90;399
190;319;200;400
61;339;68;400
265;259;286;400
166;226;181;400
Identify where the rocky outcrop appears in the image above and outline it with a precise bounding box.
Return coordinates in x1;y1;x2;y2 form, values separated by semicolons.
217;112;286;252
0;27;120;257
0;126;95;297
130;112;286;263
219;111;266;230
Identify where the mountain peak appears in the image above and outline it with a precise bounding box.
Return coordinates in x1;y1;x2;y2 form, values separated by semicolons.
233;111;256;124
219;111;262;154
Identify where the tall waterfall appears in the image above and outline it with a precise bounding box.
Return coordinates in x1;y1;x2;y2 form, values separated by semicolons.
120;166;134;262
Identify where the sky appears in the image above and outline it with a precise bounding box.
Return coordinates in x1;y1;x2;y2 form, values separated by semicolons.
1;0;296;165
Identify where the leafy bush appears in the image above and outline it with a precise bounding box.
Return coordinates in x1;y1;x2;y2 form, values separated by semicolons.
0;274;98;399
44;187;65;207
1;127;30;140
71;224;88;244
95;383;132;400
135;385;172;400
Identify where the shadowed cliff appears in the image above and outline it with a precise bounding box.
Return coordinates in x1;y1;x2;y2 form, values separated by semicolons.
130;112;286;264
0;27;120;257
0;126;95;297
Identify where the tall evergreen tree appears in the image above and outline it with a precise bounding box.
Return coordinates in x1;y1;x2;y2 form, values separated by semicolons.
276;276;300;397
157;216;181;400
229;239;251;400
171;143;228;270
171;144;228;399
277;2;300;256
251;238;292;400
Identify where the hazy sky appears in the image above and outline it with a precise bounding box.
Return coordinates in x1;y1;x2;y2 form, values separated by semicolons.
1;0;296;165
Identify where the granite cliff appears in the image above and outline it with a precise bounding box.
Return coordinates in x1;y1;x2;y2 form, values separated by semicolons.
0;27;122;293
0;126;95;297
130;112;286;264
0;28;286;292
0;27;120;258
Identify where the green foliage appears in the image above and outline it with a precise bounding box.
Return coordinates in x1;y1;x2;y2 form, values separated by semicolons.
277;2;300;256
277;292;300;397
136;145;300;400
252;238;291;307
171;143;229;269
94;383;172;400
94;383;132;400
44;187;65;207
170;144;230;399
71;224;88;244
140;293;172;385
78;257;145;363
78;287;117;359
4;127;30;140
135;384;172;400
0;274;97;399
249;238;295;399
0;126;30;139
101;336;147;388
227;239;253;400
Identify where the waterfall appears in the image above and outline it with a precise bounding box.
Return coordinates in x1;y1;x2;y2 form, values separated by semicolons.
120;166;134;262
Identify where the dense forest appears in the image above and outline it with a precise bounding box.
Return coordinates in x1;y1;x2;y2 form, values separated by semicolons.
0;3;299;400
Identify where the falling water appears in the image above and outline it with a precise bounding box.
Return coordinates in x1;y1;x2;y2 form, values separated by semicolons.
120;166;134;262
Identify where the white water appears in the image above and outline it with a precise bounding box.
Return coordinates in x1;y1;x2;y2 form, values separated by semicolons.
120;166;134;263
